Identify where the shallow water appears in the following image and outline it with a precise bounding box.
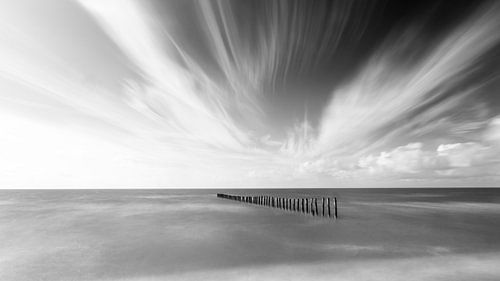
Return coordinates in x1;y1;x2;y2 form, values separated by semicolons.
1;188;499;281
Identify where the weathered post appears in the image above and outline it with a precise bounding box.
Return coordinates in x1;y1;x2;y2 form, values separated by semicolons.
322;198;325;217
334;197;338;218
328;198;332;217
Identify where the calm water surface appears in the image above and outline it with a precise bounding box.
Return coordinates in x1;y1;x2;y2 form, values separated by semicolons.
1;188;499;281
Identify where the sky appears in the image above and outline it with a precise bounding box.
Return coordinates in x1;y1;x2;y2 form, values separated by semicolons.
0;0;499;188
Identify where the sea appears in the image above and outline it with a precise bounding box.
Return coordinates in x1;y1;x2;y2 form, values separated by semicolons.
1;188;499;281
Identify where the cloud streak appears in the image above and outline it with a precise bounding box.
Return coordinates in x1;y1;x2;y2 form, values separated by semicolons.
314;2;500;158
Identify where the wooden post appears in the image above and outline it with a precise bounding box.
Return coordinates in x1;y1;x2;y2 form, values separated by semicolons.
322;198;325;217
328;198;332;217
334;197;338;219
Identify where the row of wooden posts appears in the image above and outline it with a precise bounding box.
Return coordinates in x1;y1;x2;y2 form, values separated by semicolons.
216;193;338;218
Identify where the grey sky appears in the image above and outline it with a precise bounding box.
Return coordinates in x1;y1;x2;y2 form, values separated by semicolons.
0;0;499;187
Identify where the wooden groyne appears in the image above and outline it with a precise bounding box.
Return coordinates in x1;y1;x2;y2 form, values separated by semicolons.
216;193;338;219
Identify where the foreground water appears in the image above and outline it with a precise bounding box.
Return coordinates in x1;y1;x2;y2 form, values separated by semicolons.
1;188;499;281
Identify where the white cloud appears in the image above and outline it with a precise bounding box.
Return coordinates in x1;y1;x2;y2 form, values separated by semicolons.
359;143;430;174
485;116;500;145
436;142;489;168
357;141;499;178
280;120;314;156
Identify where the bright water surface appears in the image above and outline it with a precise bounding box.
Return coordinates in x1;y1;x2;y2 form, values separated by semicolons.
1;188;499;281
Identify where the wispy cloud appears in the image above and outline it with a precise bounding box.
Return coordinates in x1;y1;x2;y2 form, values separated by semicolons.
313;3;500;157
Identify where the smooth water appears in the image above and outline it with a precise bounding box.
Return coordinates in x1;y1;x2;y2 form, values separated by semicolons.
1;188;499;281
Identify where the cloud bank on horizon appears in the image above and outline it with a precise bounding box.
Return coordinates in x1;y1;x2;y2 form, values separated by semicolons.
0;0;499;187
